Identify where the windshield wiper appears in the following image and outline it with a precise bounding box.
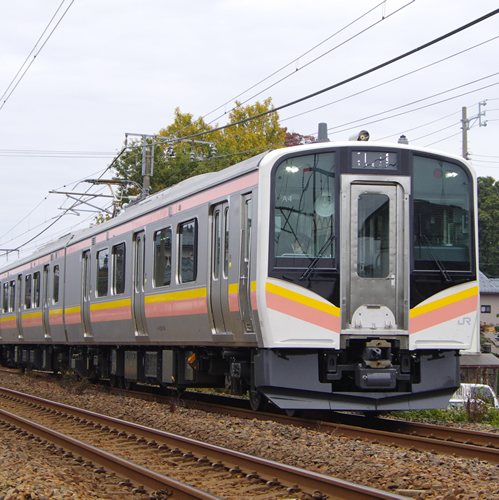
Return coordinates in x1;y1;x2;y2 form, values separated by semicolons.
419;234;453;283
300;234;335;281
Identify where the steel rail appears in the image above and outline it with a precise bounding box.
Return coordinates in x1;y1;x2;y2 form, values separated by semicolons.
0;387;406;500
188;398;499;463
0;407;221;500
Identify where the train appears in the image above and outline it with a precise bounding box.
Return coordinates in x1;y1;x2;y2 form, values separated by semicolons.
0;131;479;412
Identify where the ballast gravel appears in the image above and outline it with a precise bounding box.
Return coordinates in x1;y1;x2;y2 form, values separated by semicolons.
0;373;498;500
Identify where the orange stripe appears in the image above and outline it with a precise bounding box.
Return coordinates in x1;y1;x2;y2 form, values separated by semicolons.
90;306;132;322
410;294;478;334
266;290;340;332
145;296;208;318
65;312;81;325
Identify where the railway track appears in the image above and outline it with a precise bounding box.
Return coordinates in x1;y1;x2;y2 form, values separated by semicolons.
107;385;499;464
3;367;499;464
188;397;499;464
0;387;406;500
2;368;499;464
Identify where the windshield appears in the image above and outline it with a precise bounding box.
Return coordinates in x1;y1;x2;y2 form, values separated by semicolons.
413;155;472;272
273;152;336;264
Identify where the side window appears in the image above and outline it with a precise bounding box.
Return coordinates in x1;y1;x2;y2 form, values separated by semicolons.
112;243;126;294
33;272;40;308
2;282;7;313
154;228;172;287
25;275;32;309
97;249;109;297
179;220;197;283
9;281;15;312
53;266;60;304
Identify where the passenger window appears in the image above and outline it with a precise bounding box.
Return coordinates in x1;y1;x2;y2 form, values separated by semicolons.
97;249;109;297
53;266;60;304
25;275;32;309
33;272;40;308
179;220;197;283
112;243;126;294
9;281;15;312
154;228;172;287
2;282;7;313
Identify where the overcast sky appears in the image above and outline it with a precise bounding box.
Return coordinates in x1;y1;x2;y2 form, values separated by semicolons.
0;0;498;261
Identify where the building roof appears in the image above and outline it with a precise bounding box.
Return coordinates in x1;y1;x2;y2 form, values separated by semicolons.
479;271;499;294
460;353;499;367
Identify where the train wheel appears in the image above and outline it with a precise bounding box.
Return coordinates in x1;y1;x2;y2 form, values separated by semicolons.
249;388;266;412
124;379;135;391
110;375;124;389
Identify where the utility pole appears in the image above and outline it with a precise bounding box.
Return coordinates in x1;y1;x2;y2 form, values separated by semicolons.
461;101;487;160
462;107;468;160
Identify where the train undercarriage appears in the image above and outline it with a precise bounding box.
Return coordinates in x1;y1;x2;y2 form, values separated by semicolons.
0;339;461;412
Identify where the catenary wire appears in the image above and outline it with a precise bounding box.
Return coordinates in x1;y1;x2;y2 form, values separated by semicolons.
171;8;499;144
204;0;416;128
0;0;75;111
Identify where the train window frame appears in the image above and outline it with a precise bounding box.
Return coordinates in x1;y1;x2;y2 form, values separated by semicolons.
53;265;60;304
2;282;7;313
112;243;126;295
24;274;32;310
153;227;172;288
96;248;109;297
270;150;338;272
178;219;198;284
33;271;41;309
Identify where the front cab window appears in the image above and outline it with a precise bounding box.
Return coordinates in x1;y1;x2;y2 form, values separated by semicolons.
272;152;336;268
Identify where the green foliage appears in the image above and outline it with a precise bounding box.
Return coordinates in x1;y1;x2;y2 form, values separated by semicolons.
113;98;286;202
478;176;499;277
389;405;499;426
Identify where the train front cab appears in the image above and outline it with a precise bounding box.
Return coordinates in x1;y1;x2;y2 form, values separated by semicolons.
255;144;478;412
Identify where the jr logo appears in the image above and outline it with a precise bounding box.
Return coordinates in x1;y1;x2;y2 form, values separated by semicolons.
458;317;471;326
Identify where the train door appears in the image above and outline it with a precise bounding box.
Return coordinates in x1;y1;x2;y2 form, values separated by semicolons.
81;250;93;337
210;202;231;334
132;231;148;336
345;181;405;330
42;264;51;339
239;195;254;333
16;275;23;340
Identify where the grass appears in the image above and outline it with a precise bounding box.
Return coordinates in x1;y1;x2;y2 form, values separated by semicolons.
389;407;499;427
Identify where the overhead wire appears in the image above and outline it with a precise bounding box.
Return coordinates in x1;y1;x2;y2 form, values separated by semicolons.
171;7;499;144
0;0;75;111
8;146;127;253
203;0;416;128
326;76;499;138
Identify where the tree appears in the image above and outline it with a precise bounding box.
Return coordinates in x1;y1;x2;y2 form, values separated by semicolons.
283;128;316;147
112;98;286;203
478;176;499;277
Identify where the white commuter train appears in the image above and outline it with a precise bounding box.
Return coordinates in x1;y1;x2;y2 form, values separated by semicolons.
0;135;479;411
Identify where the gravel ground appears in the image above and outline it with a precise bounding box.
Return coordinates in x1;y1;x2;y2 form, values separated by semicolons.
1;373;499;500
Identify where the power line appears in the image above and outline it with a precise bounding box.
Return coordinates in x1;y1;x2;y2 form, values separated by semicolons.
172;7;499;144
0;0;75;111
282;33;499;127
326;75;499;137
203;0;416;128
